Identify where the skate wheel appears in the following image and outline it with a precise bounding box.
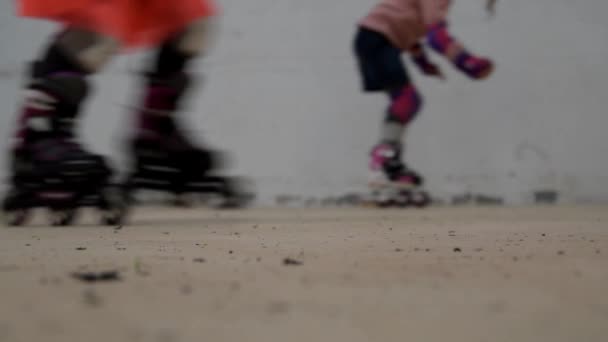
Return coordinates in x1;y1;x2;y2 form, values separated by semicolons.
200;177;253;209
50;209;77;226
369;187;400;208
410;192;431;208
219;178;255;209
172;193;193;208
375;199;396;208
3;209;31;227
99;185;129;226
101;213;123;226
393;191;413;208
3;188;32;226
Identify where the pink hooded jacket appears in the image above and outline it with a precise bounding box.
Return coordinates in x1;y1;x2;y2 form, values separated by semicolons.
360;0;451;51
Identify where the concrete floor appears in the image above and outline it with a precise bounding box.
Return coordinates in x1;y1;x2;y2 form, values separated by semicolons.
0;205;607;342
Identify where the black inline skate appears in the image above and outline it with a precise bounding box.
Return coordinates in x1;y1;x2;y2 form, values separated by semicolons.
2;72;126;226
121;73;252;212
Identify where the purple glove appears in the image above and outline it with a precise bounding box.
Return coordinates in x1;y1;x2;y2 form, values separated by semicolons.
413;55;445;79
453;52;494;80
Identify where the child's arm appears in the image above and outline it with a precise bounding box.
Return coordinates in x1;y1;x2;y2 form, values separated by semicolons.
408;42;444;80
426;21;494;80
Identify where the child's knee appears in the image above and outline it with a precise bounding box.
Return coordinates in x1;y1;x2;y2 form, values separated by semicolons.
152;19;212;76
386;85;423;124
55;28;119;73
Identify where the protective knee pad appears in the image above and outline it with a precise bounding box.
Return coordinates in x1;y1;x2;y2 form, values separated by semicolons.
386;85;423;125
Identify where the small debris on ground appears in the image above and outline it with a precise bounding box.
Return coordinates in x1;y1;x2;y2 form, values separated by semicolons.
283;258;303;266
72;270;121;283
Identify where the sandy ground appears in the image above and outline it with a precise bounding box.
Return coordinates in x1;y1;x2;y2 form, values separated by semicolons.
0;205;607;342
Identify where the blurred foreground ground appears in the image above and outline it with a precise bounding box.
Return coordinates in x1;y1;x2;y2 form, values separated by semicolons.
0;205;607;342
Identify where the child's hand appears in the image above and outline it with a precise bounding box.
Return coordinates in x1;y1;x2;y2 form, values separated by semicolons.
410;43;445;80
454;53;494;80
415;58;445;80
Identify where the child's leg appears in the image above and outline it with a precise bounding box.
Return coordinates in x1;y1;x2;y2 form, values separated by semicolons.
131;19;217;175
11;27;119;196
128;19;250;207
15;28;118;147
370;83;424;189
354;27;423;150
135;19;210;138
381;84;423;148
354;26;428;205
354;27;423;176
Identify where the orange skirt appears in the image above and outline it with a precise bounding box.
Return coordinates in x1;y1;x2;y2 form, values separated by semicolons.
18;0;217;48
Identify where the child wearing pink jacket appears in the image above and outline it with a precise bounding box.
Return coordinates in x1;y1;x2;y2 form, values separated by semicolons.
354;0;495;205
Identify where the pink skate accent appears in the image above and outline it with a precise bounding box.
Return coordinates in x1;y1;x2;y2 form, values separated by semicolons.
454;53;494;79
14;89;57;148
389;86;422;124
138;85;176;132
369;143;397;171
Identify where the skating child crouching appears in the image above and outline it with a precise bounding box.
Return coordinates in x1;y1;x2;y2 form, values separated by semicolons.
354;0;495;207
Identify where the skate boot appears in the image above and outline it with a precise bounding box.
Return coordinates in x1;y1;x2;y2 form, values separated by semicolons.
125;73;251;209
368;142;431;208
3;72;126;226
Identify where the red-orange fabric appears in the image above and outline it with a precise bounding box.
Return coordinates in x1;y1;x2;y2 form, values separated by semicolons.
18;0;217;48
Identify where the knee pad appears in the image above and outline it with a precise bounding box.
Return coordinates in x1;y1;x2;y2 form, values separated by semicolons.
386;85;423;125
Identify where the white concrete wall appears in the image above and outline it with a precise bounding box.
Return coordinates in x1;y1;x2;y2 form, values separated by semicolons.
1;0;608;205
